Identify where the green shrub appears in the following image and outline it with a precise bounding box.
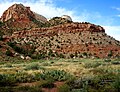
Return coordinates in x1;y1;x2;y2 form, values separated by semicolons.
59;53;65;58
108;50;113;57
0;21;3;27
111;61;120;65
17;85;42;92
25;63;43;70
7;41;35;57
5;50;13;56
14;72;36;83
83;62;101;68
0;87;13;92
72;89;83;92
57;84;70;92
0;45;2;48
112;77;120;92
0;35;3;41
42;62;50;66
39;70;72;81
40;79;55;88
5;63;13;68
70;54;74;58
0;74;16;86
82;52;88;56
104;59;111;62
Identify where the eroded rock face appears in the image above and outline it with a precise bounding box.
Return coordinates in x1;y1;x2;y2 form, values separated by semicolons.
1;4;32;22
11;22;105;38
34;12;47;23
0;4;47;23
0;4;47;30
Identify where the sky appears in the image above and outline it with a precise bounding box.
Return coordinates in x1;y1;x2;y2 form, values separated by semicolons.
0;0;120;40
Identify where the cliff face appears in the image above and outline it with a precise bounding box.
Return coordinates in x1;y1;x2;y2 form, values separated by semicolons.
0;4;33;22
0;4;47;31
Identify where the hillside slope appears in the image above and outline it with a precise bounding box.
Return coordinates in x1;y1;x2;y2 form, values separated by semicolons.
0;4;120;59
9;22;120;58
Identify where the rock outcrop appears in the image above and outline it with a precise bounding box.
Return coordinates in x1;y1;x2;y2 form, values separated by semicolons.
11;22;105;38
0;4;47;31
0;4;47;23
61;15;72;21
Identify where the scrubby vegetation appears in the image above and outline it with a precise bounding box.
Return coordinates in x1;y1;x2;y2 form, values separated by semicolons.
0;58;120;92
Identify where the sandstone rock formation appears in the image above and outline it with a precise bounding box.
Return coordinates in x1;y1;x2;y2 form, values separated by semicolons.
61;15;72;21
0;3;120;59
0;4;47;23
0;3;47;31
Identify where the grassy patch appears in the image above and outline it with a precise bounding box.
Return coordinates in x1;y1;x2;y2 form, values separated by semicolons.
0;58;120;91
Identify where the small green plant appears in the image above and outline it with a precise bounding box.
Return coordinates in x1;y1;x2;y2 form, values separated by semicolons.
70;54;74;58
0;35;3;41
57;84;70;92
14;72;39;83
0;74;16;86
17;85;42;92
0;87;13;92
59;53;65;58
108;50;113;57
40;79;55;88
104;59;111;62
25;62;44;70
5;63;13;68
5;49;13;56
82;52;88;56
112;77;120;92
83;62;101;68
40;70;72;81
111;61;120;65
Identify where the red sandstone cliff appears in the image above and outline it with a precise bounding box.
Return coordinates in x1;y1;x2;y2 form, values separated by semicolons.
0;4;47;30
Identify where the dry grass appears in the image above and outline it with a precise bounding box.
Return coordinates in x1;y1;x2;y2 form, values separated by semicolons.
0;58;119;76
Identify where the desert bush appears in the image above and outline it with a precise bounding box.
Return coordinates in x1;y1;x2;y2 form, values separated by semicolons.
39;70;72;81
41;62;51;66
70;54;74;58
0;87;14;92
0;35;3;41
104;59;111;62
0;74;16;86
108;50;113;57
48;49;55;57
83;62;101;68
25;62;44;70
5;63;13;68
14;72;36;83
40;79;55;88
7;41;35;57
59;53;65;58
5;49;13;56
112;76;120;92
17;85;42;92
71;89;83;92
82;52;88;56
111;61;120;65
57;84;70;92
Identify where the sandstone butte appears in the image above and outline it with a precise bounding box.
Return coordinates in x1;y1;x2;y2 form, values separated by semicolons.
0;3;120;59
